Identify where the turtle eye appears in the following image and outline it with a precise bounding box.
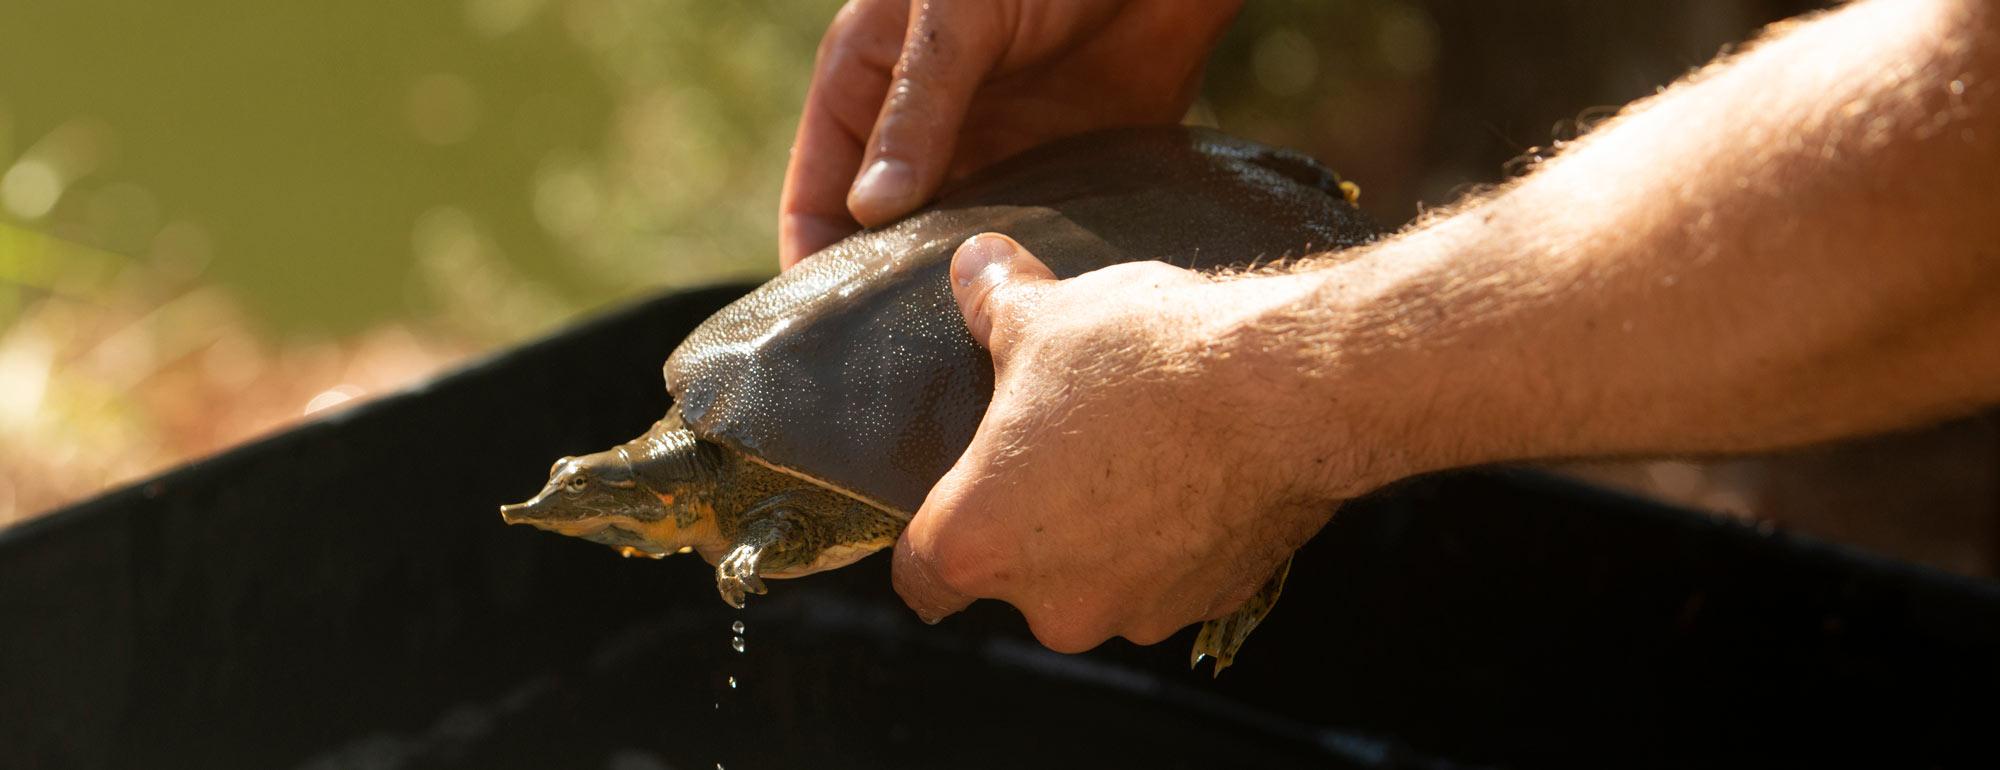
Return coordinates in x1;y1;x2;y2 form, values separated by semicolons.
564;474;588;492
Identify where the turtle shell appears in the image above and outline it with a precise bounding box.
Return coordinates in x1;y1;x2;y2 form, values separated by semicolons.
665;126;1379;514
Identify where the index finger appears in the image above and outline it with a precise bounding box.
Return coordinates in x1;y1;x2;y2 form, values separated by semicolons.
778;0;907;268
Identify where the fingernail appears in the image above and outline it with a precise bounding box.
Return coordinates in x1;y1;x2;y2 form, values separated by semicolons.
917;610;944;626
953;233;1017;289
850;158;915;215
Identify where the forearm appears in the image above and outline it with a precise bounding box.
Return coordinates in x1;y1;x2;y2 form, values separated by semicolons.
1229;0;2000;493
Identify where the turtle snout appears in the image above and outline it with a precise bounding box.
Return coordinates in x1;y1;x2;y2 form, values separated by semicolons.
499;493;548;524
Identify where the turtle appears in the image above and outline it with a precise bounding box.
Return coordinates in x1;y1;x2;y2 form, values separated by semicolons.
500;125;1378;674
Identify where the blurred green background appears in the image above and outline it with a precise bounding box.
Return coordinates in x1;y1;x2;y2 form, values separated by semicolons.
0;0;1468;522
6;0;1818;343
41;0;1984;580
1;0;818;341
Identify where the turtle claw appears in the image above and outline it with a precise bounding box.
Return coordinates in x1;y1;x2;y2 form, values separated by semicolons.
1187;558;1294;677
716;544;768;609
1190;624;1234;678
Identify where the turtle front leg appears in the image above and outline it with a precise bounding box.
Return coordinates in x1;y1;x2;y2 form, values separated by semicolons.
715;511;799;609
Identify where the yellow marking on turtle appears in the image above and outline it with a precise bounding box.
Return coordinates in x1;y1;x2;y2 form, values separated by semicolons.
1337;179;1361;207
527;503;724;557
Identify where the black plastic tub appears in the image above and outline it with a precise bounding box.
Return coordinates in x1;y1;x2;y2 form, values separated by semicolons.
4;284;1997;770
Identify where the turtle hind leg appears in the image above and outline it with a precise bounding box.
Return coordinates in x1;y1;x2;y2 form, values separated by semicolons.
1190;558;1293;677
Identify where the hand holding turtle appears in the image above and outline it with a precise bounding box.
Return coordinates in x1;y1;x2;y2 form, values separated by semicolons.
892;234;1354;660
778;0;1243;267
893;0;2000;657
509;128;1378;674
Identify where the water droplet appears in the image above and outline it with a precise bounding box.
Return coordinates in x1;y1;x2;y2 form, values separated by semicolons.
730;636;745;653
727;676;737;689
730;620;745;634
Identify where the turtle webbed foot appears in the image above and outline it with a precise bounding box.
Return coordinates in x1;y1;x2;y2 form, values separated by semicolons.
716;543;770;609
1189;558;1294;677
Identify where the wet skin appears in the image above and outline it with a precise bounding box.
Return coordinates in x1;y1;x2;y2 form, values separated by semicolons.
503;406;1290;673
501;412;904;608
504;128;1371;673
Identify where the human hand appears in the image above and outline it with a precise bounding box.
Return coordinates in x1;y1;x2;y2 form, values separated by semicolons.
778;0;1243;268
890;234;1365;652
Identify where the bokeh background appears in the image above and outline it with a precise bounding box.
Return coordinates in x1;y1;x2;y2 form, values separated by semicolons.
3;0;1993;575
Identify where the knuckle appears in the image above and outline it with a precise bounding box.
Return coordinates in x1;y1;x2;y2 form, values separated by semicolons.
825;0;877;40
959;274;999;323
820;0;902;69
1121;612;1191;646
983;285;1050;350
927;538;993;596
1026;612;1110;655
817;2;861;58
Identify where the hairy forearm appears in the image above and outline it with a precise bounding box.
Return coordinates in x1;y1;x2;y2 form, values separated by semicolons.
1225;0;2000;495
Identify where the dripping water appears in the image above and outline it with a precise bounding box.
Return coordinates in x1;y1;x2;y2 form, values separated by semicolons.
713;618;745;770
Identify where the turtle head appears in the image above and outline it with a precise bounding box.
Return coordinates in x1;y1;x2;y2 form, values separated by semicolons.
500;421;724;555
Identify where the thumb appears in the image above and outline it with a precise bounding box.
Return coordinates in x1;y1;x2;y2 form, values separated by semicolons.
845;3;1005;226
951;233;1056;359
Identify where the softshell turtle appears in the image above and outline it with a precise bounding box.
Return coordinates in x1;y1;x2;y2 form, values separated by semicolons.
501;126;1377;673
